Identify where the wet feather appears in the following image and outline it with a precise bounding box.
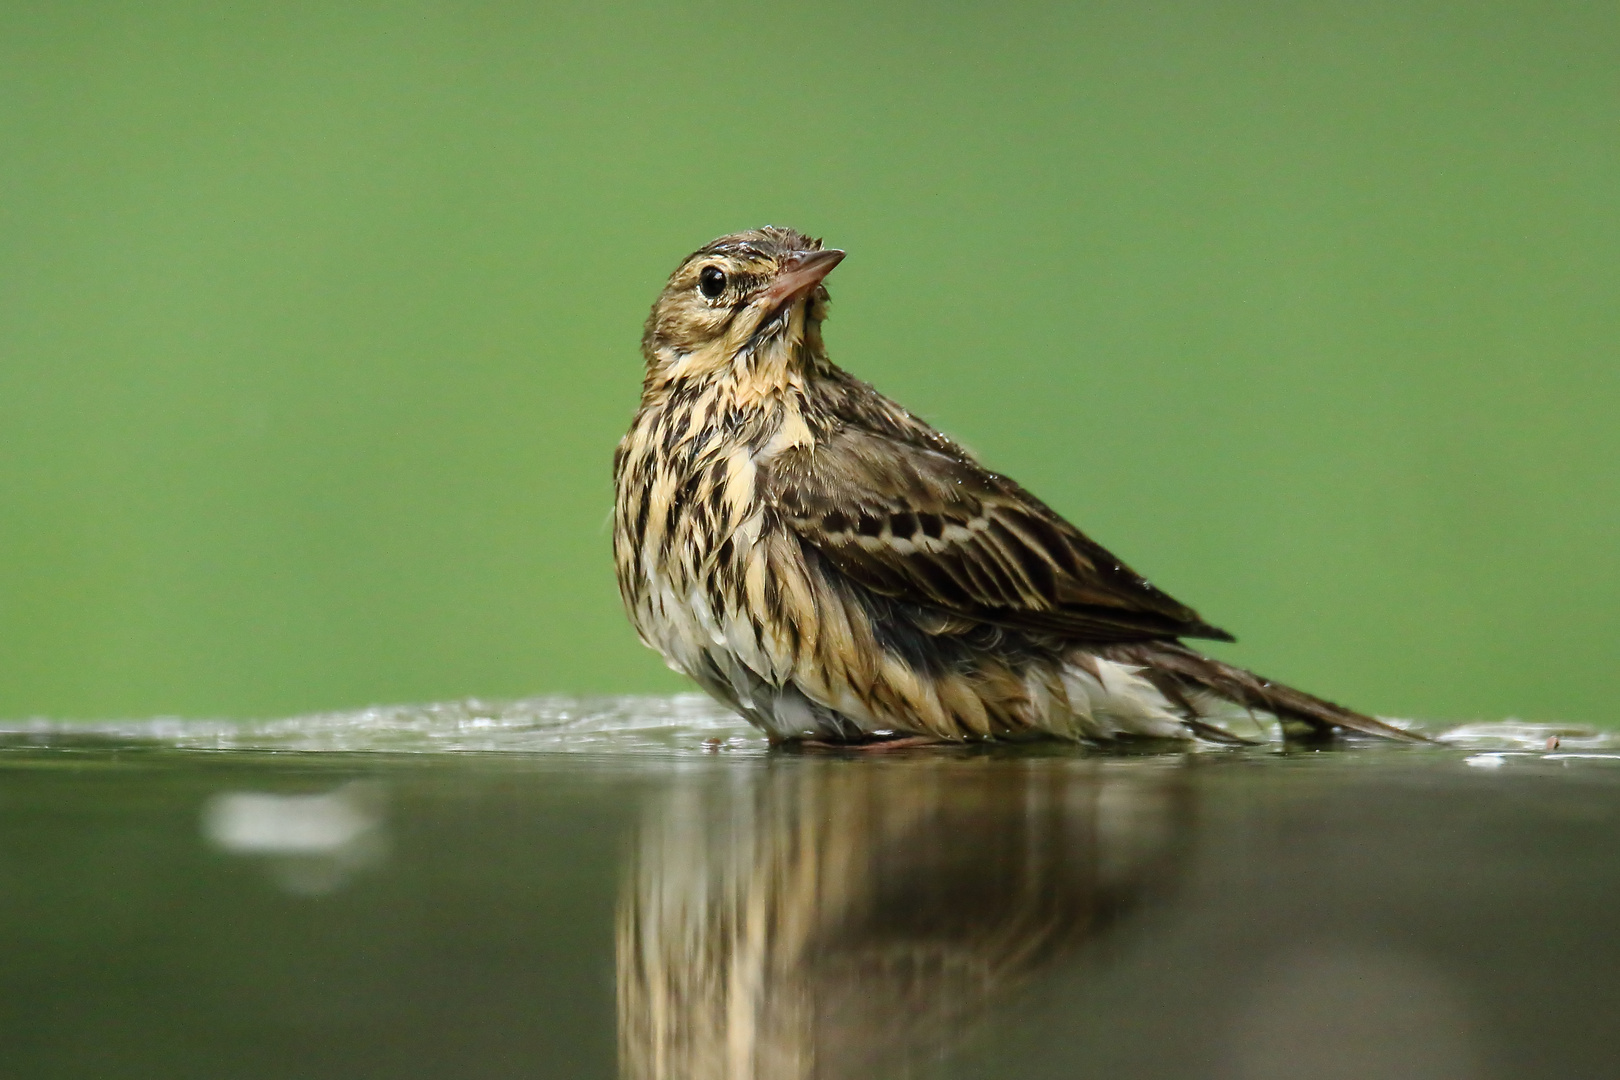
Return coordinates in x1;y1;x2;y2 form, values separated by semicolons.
613;227;1423;744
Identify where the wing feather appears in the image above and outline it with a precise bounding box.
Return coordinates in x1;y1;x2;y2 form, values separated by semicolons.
765;424;1232;645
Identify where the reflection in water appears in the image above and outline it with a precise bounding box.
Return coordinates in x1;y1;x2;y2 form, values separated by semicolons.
201;782;388;896
618;756;1190;1079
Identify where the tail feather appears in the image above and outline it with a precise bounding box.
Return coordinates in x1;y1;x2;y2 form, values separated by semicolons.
1108;641;1430;744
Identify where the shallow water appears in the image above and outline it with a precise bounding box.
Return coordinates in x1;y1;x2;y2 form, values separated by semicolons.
2;699;1616;1079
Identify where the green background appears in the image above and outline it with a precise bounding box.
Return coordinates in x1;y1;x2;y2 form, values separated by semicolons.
2;0;1615;725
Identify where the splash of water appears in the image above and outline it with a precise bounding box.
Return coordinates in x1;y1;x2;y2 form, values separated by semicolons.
0;694;763;756
0;699;1612;760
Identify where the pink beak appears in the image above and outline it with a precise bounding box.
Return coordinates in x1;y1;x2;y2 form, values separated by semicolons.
762;248;846;310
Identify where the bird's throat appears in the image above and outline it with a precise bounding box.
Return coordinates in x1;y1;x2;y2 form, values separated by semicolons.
728;304;817;408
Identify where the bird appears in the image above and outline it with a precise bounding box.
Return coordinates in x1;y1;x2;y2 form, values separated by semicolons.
612;226;1420;746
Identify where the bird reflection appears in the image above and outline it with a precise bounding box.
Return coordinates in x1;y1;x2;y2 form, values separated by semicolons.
618;755;1191;1079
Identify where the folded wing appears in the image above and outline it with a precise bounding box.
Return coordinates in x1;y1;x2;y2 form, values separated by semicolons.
765;425;1233;645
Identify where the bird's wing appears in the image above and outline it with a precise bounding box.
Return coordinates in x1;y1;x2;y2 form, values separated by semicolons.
764;425;1233;644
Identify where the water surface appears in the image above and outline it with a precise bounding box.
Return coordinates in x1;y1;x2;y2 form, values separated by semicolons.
1;699;1614;1078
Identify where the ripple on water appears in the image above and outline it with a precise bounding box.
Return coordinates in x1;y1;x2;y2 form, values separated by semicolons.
0;700;1613;760
0;694;765;756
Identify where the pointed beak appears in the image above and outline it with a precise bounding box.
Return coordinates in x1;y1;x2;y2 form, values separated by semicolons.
763;248;846;310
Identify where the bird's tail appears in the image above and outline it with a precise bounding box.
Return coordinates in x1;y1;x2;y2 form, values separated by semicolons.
1103;640;1428;743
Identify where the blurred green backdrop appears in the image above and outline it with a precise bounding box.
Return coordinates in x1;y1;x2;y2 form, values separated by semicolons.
1;0;1615;724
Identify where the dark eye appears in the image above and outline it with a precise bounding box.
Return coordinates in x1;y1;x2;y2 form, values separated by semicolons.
698;265;726;299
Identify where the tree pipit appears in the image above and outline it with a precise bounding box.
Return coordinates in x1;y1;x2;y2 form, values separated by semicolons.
614;227;1420;746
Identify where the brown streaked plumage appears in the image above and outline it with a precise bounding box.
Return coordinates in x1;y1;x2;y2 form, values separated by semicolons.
613;227;1421;744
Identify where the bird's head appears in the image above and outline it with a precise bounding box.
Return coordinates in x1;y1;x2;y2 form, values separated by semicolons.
641;227;845;389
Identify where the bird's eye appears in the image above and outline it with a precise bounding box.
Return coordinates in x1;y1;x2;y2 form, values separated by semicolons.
698;265;726;299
